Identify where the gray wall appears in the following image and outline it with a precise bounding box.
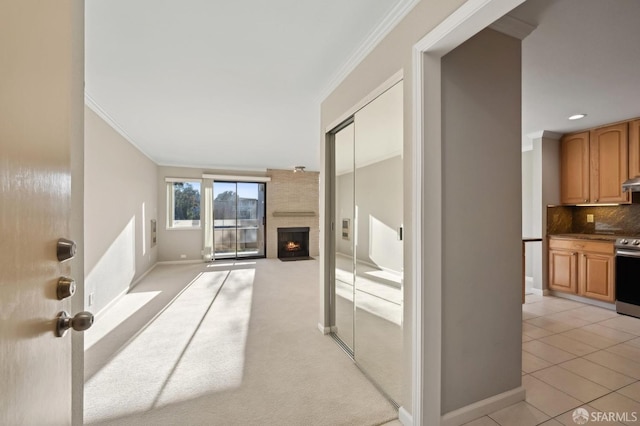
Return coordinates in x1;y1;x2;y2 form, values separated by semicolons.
440;28;522;413
84;106;158;314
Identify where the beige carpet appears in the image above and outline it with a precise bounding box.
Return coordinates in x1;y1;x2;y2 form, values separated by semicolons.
84;259;398;425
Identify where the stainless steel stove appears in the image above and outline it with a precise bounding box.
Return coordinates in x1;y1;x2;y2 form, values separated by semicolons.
615;237;640;318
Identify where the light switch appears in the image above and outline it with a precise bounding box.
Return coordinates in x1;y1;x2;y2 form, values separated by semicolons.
587;214;594;223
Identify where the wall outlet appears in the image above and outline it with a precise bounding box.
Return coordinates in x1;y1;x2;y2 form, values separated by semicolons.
88;292;94;307
180;254;187;259
587;214;594;223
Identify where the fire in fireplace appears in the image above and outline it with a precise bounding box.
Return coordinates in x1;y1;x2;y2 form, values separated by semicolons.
285;241;302;252
277;227;310;261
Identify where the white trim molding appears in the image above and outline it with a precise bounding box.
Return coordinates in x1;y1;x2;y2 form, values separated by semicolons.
325;69;404;133
441;387;526;426
317;323;331;335
84;91;157;164
317;0;418;103
156;259;205;265
399;406;413;426
202;174;271;182
489;14;536;40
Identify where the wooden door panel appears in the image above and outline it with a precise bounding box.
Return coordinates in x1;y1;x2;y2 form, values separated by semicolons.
549;250;577;293
0;0;82;423
630;119;640;179
582;254;614;302
561;132;590;204
590;123;629;203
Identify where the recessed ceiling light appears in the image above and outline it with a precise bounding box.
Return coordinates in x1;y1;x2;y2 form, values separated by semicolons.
569;113;587;120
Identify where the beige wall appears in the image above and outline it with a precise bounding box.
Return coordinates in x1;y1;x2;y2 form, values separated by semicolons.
156;166;212;261
266;169;320;259
336;156;403;271
320;0;467;412
84;107;158;314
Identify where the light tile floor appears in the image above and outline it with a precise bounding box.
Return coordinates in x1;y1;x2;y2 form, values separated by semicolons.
465;295;640;426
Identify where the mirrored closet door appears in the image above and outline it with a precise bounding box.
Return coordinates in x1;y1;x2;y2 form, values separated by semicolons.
330;80;404;404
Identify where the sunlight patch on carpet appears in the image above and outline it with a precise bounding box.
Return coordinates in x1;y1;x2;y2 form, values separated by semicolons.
84;268;255;423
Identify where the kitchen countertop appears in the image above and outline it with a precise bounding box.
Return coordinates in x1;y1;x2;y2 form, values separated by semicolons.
548;233;622;242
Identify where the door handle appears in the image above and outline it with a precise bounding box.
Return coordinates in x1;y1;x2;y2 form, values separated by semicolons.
55;311;94;337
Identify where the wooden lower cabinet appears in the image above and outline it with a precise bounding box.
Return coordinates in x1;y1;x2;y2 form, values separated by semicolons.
548;238;615;303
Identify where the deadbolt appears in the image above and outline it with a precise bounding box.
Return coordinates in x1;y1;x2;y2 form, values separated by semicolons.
57;238;77;262
55;311;94;337
56;277;76;300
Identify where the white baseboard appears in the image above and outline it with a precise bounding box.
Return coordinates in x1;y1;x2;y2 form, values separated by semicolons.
156;259;204;265
130;263;157;290
441;387;525;426
548;291;616;311
528;288;548;296
94;262;157;319
318;323;331;335
399;406;412;425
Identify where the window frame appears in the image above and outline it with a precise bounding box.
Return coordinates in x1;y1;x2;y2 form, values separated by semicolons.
166;178;203;230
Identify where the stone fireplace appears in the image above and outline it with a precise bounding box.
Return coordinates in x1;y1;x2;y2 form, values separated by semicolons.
265;169;319;259
277;227;310;261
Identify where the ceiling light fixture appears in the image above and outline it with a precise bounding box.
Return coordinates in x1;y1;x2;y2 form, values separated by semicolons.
293;166;306;173
568;113;587;120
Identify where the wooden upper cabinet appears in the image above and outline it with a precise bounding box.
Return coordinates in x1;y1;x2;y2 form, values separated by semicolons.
629;119;640;180
590;123;629;204
561;132;590;204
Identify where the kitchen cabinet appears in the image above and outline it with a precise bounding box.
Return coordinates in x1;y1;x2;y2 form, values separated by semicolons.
548;237;614;303
560;123;629;204
629;119;640;179
560;132;590;204
590;123;629;203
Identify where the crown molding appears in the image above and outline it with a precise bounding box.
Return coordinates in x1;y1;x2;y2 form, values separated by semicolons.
316;0;419;103
489;14;536;40
84;92;157;164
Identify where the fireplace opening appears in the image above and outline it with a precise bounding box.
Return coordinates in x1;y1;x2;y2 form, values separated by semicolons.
277;227;311;261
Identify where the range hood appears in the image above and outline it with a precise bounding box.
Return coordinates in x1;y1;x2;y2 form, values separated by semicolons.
622;176;640;192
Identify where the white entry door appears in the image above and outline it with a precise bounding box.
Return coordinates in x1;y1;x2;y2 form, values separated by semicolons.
0;0;84;423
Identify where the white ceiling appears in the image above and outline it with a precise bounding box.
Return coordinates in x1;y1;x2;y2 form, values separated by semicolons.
512;0;640;148
87;0;640;168
85;0;413;171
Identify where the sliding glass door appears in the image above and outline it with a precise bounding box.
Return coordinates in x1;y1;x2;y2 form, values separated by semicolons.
213;181;266;259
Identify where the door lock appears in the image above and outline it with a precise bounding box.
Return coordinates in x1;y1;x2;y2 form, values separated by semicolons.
56;277;76;300
55;311;94;337
57;238;77;262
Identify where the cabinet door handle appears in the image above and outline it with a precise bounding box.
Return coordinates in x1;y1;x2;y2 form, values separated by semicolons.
584;199;588;202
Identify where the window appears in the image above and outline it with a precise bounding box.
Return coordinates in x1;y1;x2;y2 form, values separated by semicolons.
167;179;201;229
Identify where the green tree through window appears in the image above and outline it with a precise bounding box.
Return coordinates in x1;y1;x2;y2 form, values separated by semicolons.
174;182;200;220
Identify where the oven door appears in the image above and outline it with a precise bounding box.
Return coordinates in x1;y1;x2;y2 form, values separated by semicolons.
615;249;640;318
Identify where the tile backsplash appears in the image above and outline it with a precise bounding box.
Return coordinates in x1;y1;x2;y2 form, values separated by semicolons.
547;204;640;236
